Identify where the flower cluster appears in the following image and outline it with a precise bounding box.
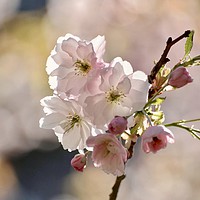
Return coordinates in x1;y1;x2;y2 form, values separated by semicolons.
40;31;200;184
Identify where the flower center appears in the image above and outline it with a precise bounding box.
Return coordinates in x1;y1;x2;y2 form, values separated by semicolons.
107;142;118;154
152;137;163;148
63;114;81;133
74;60;92;76
106;86;125;104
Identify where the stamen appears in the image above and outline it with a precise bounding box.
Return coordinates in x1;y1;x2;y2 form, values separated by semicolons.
105;86;126;104
63;114;81;133
74;60;92;76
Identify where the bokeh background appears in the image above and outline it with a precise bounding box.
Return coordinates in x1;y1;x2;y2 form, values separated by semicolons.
0;0;200;199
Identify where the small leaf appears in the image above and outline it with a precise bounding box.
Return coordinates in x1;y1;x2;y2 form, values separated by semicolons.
184;30;194;59
150;111;165;124
151;97;166;106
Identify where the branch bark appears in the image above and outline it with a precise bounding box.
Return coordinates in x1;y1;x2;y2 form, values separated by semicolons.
109;175;126;200
148;30;191;84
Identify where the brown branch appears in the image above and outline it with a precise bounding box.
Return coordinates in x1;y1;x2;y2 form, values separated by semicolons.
109;140;136;200
148;30;191;84
109;175;126;200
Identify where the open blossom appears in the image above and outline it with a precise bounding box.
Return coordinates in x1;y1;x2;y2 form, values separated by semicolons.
141;125;175;153
71;154;86;172
168;66;193;88
85;57;150;129
108;116;128;135
46;34;106;96
39;95;94;151
86;133;127;176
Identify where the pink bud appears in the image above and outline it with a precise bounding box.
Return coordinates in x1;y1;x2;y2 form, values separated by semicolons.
108;116;128;135
141;125;175;153
168;67;193;88
71;154;86;172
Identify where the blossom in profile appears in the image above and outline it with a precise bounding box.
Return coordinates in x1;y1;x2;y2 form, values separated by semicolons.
86;133;127;176
46;34;106;96
168;66;193;88
85;57;150;129
141;125;175;153
108;116;128;135
39;96;94;152
71;154;86;172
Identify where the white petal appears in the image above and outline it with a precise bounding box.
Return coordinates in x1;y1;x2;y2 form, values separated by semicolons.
77;42;93;59
121;60;133;75
132;71;148;81
54;126;64;142
109;62;124;87
52;51;72;67
117;77;131;94
91;35;106;59
62;125;82;151
46;55;59;75
48;76;58;90
39;113;66;129
40;96;72;115
49;66;69;79
61;38;79;58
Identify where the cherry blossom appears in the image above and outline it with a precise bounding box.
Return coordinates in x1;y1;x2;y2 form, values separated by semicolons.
141;125;175;153
84;57;150;129
39;95;94;151
86;133;127;176
46;34;107;96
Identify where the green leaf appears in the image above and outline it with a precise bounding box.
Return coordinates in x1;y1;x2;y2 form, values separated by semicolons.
150;111;165;124
184;30;194;59
150;97;166;106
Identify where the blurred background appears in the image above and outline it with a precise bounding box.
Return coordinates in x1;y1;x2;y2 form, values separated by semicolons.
0;0;200;199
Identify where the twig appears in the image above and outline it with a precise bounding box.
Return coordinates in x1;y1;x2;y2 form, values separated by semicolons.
148;30;191;84
109;175;126;200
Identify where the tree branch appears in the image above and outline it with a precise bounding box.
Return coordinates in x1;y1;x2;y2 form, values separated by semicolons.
148;30;191;84
109;175;126;200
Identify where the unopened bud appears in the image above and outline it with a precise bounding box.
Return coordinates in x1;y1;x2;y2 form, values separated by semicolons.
71;154;86;172
108;116;128;135
168;67;193;88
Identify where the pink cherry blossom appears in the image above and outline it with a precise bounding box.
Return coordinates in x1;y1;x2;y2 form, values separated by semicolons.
141;125;175;153
168;66;193;88
71;154;86;172
108;116;128;135
86;133;127;176
46;34;106;96
84;57;150;129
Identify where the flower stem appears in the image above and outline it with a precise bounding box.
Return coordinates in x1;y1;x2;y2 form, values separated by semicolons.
165;118;200;126
109;175;126;200
145;83;168;109
165;118;200;140
142;109;153;126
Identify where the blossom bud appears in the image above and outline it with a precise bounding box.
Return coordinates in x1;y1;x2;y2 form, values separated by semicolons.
108;116;128;135
141;125;175;153
71;154;86;172
168;67;193;88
